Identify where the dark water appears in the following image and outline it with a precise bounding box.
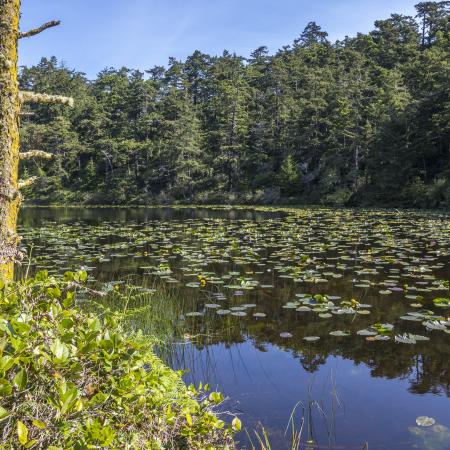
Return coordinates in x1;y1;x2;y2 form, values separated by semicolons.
18;206;450;450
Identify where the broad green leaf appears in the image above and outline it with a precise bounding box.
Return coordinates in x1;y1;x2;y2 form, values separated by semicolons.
47;287;61;299
17;420;28;445
32;419;47;429
50;340;70;362
232;417;242;432
0;356;15;372
13;368;27;390
0;378;12;395
0;406;10;421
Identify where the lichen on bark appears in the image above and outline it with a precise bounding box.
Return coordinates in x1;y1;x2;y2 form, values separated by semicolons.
0;0;21;281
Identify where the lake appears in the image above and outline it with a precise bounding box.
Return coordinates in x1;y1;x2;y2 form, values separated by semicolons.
17;206;450;450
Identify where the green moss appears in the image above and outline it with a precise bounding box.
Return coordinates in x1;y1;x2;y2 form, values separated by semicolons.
0;271;236;449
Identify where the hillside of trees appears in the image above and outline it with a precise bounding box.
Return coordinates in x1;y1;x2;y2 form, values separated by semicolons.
19;2;449;208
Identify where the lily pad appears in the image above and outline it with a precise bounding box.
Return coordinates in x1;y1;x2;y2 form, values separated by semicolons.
416;416;436;427
279;332;293;338
303;336;320;342
329;331;350;337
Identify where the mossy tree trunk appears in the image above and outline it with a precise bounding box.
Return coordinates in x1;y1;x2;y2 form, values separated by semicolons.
0;0;21;282
0;2;71;282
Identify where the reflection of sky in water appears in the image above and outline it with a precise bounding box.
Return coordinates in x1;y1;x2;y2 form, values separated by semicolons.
175;341;450;450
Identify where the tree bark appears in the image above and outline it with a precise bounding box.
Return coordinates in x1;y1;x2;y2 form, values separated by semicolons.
0;0;21;282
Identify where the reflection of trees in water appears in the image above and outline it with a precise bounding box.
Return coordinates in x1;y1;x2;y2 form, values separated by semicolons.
103;278;449;398
179;313;450;397
408;354;450;396
298;351;328;373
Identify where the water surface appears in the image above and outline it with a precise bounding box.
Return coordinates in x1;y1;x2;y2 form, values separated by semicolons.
18;206;450;450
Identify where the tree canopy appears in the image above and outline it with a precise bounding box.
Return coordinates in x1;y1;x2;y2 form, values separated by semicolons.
19;2;450;208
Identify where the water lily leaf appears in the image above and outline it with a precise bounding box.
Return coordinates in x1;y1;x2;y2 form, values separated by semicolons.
411;334;430;341
433;298;450;307
424;320;447;331
283;303;298;309
400;315;421;321
296;306;312;312
303;336;320;342
374;335;390;341
329;331;350;337
395;334;416;344
357;329;377;336
416;416;435;427
279;332;293;338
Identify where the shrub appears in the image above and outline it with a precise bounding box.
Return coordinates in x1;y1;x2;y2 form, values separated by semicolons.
0;272;236;449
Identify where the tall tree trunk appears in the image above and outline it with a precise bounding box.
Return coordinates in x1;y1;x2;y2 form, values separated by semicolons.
0;3;69;282
0;0;21;282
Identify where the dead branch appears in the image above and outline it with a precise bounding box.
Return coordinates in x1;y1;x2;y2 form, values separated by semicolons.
20;150;53;160
19;91;74;107
19;20;61;39
18;177;38;189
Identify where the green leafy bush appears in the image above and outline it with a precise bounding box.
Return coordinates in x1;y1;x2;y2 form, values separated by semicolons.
0;272;235;449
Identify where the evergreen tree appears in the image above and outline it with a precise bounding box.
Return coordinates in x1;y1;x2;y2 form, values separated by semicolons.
14;1;450;209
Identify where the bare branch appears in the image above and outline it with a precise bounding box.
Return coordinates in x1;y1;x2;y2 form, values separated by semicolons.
18;177;38;189
19;91;74;107
18;20;61;39
19;111;35;116
20;150;53;160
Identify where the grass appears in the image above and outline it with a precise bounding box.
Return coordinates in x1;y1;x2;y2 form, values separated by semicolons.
0;271;237;449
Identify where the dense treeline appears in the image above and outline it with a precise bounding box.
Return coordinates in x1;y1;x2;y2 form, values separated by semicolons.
19;2;450;207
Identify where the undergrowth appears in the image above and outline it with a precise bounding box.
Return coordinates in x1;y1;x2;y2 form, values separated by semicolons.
0;271;237;449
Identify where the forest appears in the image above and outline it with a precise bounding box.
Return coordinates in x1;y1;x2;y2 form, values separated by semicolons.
19;1;450;208
1;1;450;449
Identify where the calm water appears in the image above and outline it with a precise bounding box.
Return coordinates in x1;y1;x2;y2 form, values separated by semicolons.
18;206;450;450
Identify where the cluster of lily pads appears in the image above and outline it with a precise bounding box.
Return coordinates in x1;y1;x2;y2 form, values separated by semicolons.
17;207;450;347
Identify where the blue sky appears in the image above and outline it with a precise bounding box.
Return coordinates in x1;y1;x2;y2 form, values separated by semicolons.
19;0;419;79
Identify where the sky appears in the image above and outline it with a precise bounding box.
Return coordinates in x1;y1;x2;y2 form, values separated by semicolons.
19;0;419;79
